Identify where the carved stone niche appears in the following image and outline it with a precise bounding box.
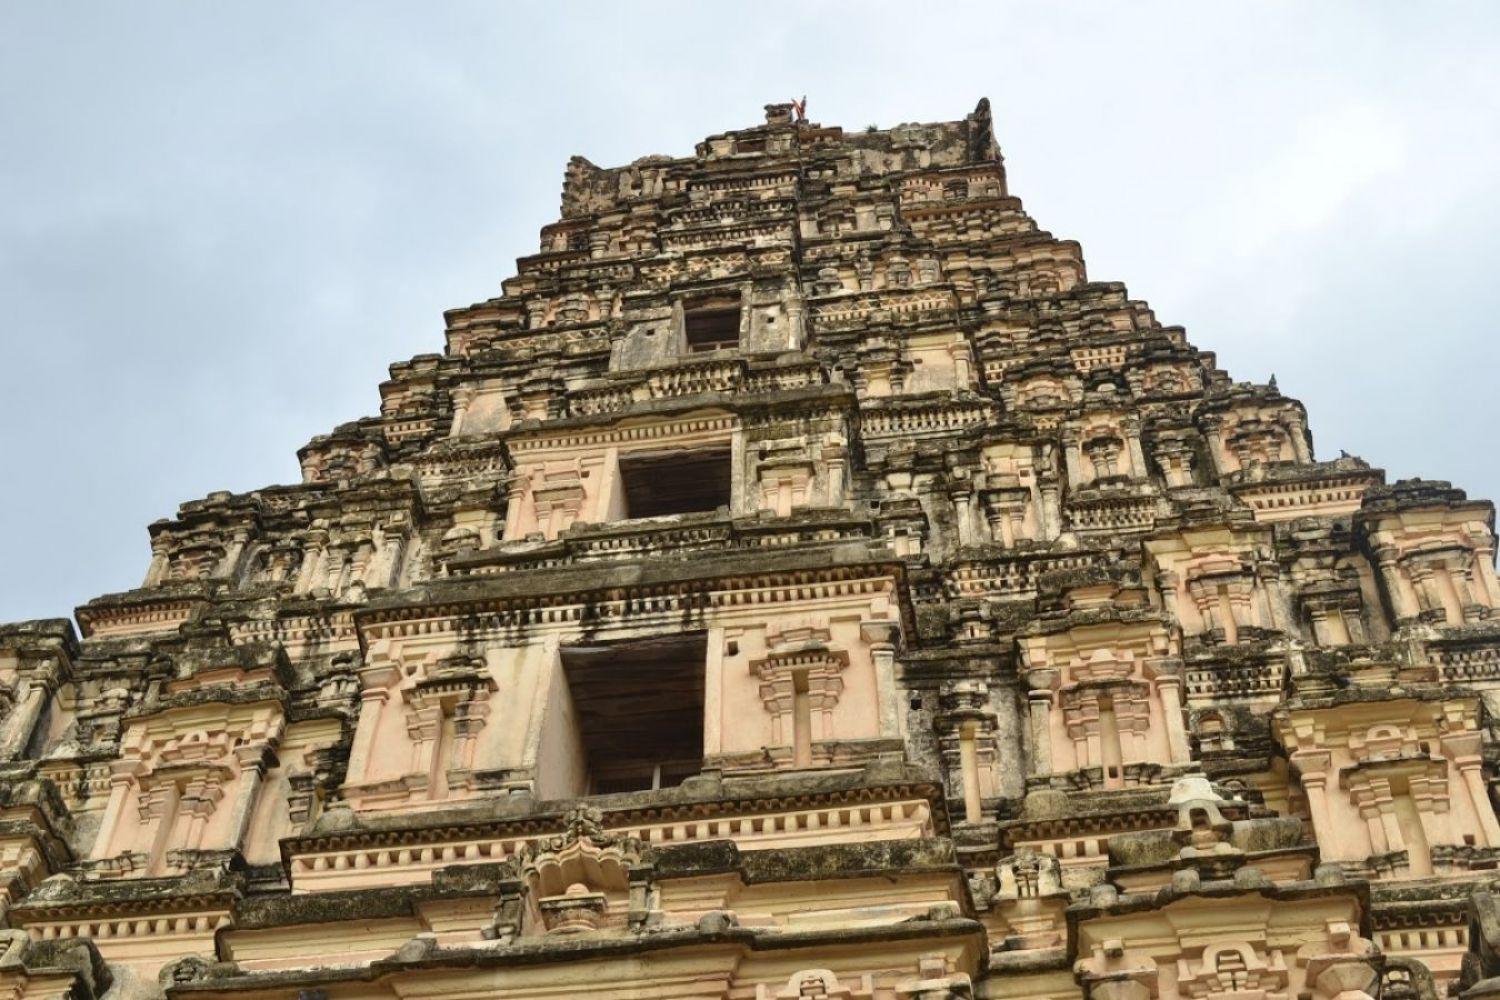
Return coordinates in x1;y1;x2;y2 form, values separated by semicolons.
1176;941;1291;1000
1065;412;1148;488
1281;699;1500;879
0;625;74;763
1010;371;1076;410
750;621;850;768
1019;611;1190;790
903;331;974;394
1078;895;1378;1000
1133;361;1201;398
936;679;1000;823
495;806;657;939
1360;497;1500;627
434;490;503;562
297;432;384;485
88;702;284;879
288;518;409;602
342;649;497;811
977;442;1056;546
1151;429;1201;489
152;532;230;586
974;849;1067;950
1148;527;1282;646
1201;401;1311;480
754;439;819;517
404;655;496;784
449;378;513;437
756;969;875;1000
246;539;303;588
874;496;929;558
1288;544;1377;647
850;332;908;398
517;458;588;539
1184;557;1267;646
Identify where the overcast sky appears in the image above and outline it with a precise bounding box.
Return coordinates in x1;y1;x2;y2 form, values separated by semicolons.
1;2;1496;623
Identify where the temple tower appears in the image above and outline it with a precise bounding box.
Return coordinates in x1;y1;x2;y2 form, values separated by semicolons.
0;99;1495;1000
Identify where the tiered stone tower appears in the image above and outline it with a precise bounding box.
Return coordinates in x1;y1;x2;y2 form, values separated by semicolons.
2;100;1499;1000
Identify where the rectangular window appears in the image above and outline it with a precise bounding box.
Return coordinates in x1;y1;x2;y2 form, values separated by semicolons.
618;448;732;518
560;635;706;795
683;296;741;353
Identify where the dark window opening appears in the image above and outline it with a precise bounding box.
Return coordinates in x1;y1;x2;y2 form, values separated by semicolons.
619;448;732;518
684;296;742;353
560;635;706;794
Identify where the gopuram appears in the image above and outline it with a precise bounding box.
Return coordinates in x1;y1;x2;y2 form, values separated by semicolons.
3;99;1500;1000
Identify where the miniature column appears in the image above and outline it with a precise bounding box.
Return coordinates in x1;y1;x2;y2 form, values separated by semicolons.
959;722;983;823
1124;419;1148;479
1372;546;1420;621
1474;540;1500;608
1026;672;1058;778
822;441;848;508
502;474;529;540
449;384;475;436
860;620;902;740
346;663;401;785
218;530;250;580
1155;570;1181;625
0;674;49;760
1444;733;1500;847
1201;417;1228;474
951;485;976;547
1292;750;1334;850
1062;434;1084;489
225;744;274;851
293;530;328;595
1152;667;1191;764
1286;413;1312;463
92;759;146;859
143;536;171;587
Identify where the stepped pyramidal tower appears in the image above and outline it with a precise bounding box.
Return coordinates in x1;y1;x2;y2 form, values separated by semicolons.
3;99;1500;1000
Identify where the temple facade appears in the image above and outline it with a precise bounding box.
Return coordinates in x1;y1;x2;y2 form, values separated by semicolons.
1;99;1498;1000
